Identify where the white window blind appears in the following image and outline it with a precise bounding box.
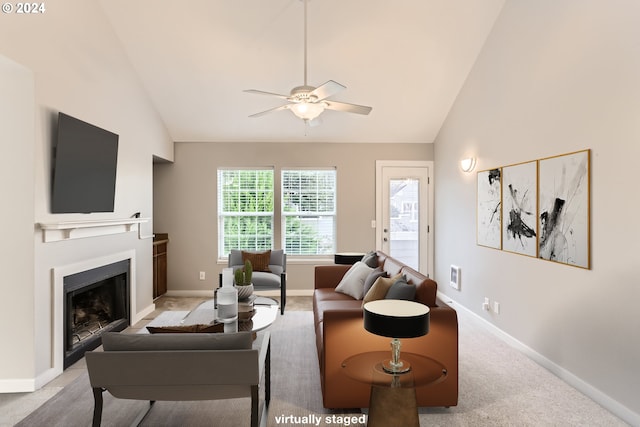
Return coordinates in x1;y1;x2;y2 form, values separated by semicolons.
217;169;274;257
282;169;336;255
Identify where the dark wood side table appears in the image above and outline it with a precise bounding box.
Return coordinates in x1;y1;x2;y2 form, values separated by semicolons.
342;351;447;427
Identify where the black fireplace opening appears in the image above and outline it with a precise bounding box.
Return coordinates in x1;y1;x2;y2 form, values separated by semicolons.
63;259;130;369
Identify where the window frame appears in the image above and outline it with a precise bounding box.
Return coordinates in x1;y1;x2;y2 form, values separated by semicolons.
281;168;337;257
217;168;275;258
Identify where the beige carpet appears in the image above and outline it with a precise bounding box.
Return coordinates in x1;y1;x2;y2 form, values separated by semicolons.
16;311;361;427
15;302;627;427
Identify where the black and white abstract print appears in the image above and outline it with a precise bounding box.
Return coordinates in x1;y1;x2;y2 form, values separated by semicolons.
538;150;590;268
502;161;537;257
477;168;502;249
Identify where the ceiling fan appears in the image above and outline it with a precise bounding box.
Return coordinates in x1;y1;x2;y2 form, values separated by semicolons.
244;0;372;123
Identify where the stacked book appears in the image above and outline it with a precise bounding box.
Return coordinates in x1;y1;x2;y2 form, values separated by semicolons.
238;294;256;321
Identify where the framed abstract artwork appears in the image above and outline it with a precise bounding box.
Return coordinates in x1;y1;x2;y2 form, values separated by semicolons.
538;149;590;268
502;161;537;257
477;168;502;249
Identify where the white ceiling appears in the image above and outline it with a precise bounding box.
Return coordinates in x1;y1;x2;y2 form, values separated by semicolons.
100;0;504;144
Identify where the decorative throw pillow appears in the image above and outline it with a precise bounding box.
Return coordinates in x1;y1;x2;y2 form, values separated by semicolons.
361;251;379;268
335;261;374;300
101;331;252;351
363;267;387;296
242;250;271;272
385;276;416;301
362;273;402;305
146;323;224;334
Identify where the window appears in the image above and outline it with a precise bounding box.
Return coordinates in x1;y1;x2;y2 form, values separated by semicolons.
217;169;274;257
282;169;336;255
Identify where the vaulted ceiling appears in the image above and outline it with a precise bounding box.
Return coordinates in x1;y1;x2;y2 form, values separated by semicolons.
100;0;504;143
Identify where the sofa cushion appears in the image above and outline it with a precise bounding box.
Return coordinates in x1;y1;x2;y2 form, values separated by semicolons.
382;256;405;277
335;262;373;300
362;273;402;305
251;271;281;288
363;267;387;296
314;298;362;325
101;331;253;351
385;276;417;301
314;287;354;302
268;265;284;276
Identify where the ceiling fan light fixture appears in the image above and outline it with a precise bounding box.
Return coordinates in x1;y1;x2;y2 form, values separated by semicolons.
244;0;371;123
290;101;325;121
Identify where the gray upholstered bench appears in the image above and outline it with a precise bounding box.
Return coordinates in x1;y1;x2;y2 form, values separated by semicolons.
85;331;270;426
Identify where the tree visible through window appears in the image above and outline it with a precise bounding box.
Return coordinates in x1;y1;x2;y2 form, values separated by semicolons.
282;169;336;255
217;169;274;257
217;168;336;258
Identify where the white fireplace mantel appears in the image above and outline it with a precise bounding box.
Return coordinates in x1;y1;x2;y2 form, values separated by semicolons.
38;218;150;242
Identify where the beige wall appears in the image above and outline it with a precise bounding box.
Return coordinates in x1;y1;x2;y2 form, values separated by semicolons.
0;0;172;389
154;142;432;293
434;0;640;422
0;57;35;382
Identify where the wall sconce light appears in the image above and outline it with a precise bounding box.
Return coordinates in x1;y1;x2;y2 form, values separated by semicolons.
460;157;476;173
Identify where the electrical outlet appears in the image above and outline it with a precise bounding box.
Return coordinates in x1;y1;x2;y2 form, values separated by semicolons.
482;297;490;311
494;301;500;314
199;271;206;280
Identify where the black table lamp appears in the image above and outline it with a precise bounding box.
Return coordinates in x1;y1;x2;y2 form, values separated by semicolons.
363;299;430;374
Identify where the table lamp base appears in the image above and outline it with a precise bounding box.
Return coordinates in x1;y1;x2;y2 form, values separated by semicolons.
382;359;411;374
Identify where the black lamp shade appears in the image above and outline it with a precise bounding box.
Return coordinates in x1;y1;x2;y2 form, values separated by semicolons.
363;300;430;339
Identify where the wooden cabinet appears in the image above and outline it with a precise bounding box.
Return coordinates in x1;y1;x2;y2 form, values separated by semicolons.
153;234;168;299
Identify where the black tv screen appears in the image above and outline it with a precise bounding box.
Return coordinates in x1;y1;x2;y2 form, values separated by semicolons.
51;113;119;213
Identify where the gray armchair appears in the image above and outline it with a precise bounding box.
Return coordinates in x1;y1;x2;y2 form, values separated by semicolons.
86;331;270;427
226;249;287;314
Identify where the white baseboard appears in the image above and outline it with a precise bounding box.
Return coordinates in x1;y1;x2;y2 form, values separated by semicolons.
133;302;156;325
0;378;36;393
0;366;62;393
34;367;62;390
437;291;639;426
165;290;215;298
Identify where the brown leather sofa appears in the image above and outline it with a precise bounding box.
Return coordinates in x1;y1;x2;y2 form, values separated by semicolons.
313;251;458;409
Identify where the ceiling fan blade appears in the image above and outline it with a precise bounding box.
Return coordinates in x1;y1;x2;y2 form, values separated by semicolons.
244;89;290;100
248;104;290;118
310;80;346;101
324;100;372;115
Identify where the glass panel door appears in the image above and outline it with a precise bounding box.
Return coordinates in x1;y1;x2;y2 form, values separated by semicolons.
380;166;430;272
387;178;420;269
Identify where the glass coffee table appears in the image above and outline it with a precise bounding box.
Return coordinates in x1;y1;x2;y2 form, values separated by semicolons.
144;296;279;334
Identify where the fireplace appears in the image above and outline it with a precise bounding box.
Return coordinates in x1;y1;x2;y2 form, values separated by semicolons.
63;259;130;369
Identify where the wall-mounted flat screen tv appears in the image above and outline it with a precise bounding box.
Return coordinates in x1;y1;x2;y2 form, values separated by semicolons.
51;113;119;213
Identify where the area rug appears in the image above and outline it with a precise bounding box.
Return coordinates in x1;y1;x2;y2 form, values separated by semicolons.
16;309;627;427
16;311;363;427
